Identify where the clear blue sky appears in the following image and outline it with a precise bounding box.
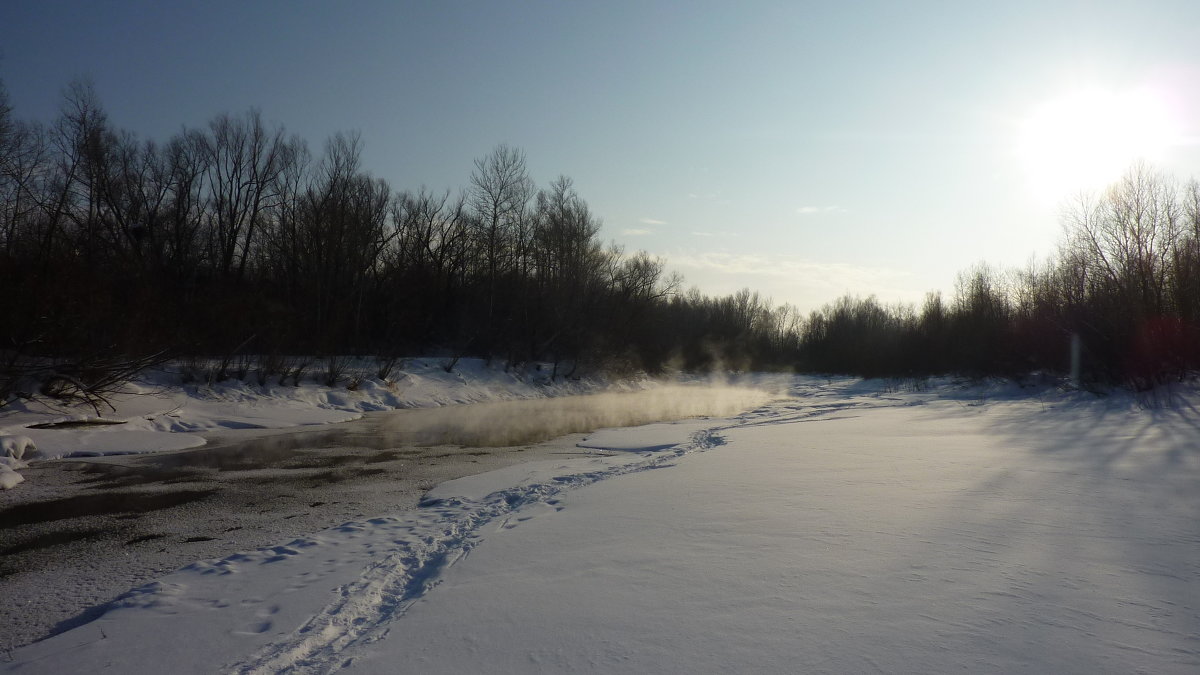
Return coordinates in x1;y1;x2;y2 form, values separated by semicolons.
4;0;1199;311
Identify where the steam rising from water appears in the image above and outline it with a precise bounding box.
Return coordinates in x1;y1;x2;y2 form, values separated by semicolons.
379;385;779;447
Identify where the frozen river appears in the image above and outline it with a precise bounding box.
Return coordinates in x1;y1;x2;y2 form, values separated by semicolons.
6;378;1200;673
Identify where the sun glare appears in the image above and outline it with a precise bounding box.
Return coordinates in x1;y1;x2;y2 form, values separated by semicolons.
1016;86;1181;201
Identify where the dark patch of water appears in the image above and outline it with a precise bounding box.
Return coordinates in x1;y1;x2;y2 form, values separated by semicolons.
0;489;216;527
0;527;111;557
27;419;127;429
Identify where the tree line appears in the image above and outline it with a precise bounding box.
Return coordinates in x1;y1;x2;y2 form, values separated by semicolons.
0;77;804;396
2;77;1197;397
798;164;1200;388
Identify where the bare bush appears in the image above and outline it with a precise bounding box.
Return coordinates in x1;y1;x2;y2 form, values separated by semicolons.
322;355;353;387
375;355;403;381
14;352;168;415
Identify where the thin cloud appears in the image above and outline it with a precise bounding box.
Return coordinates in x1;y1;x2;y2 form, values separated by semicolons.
687;191;730;206
668;251;915;297
639;218;667;225
622;228;653;236
796;205;846;215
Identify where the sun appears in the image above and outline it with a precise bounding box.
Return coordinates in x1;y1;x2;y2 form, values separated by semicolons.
1016;86;1180;201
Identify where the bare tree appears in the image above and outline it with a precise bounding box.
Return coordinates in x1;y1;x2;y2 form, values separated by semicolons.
468;144;533;357
0;81;47;256
295;132;393;350
1063;163;1183;316
530;176;606;368
199;109;291;280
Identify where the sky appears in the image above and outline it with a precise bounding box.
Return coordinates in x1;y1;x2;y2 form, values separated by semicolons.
3;0;1200;312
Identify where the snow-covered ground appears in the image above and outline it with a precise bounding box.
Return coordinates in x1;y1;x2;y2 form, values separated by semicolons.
5;376;1200;673
0;360;777;652
0;358;627;490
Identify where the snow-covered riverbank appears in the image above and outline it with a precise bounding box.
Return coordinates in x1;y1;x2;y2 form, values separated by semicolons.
0;361;777;652
0;358;626;491
5;376;1200;673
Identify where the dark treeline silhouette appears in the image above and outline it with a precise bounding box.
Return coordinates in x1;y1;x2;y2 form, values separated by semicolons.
799;164;1200;388
0;77;802;398
2;77;1197;396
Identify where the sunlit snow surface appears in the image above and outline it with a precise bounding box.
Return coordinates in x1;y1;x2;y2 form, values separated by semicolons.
7;377;1200;674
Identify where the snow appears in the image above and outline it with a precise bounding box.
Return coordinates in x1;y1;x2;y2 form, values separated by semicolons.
0;435;35;489
1;434;36;459
0;463;24;489
0;358;623;489
4;377;1200;673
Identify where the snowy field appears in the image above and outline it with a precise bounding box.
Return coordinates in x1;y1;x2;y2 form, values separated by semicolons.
5;376;1200;673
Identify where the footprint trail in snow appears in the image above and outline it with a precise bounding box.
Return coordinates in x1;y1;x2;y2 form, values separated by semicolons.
227;388;837;674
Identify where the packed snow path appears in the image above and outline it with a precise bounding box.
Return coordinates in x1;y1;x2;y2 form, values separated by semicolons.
7;378;1200;673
